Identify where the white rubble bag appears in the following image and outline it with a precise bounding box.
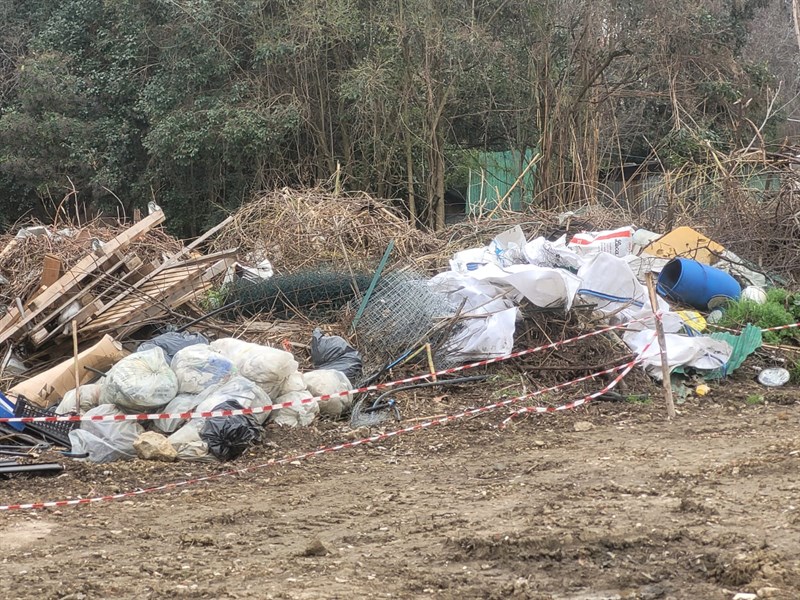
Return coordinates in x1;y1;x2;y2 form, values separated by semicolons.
194;376;272;424
277;372;306;396
99;347;178;413
576;253;684;333
302;369;353;418
68;404;145;463
209;338;298;397
152;393;202;434
170;344;236;394
56;383;104;415
271;391;319;427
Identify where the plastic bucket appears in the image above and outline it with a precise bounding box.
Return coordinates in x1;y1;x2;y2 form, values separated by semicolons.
657;258;741;310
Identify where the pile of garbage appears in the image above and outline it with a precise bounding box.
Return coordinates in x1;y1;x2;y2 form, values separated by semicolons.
1;192;796;474
3;328;361;464
426;222;781;381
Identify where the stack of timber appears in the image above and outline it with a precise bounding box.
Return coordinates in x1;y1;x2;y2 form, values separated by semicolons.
0;210;235;353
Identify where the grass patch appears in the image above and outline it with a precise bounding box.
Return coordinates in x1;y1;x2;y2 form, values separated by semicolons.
625;394;651;404
745;394;764;405
717;288;800;345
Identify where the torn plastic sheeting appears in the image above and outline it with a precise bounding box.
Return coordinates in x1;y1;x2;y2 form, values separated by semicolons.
706;323;763;379
623;329;733;380
448;226;527;273
469;263;582;311
428;271;511;313
523;235;583;271
441;305;518;362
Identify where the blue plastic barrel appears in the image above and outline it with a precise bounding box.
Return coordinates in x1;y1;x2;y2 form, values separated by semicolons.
657;258;741;310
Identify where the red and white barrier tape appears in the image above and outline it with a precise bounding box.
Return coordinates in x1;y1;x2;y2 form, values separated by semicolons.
0;318;649;425
708;320;800;334
0;352;644;511
498;327;659;428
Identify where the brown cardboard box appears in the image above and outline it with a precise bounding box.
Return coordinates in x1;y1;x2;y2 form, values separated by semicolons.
8;335;127;407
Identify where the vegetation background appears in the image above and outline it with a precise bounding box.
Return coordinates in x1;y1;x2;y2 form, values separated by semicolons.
0;0;798;236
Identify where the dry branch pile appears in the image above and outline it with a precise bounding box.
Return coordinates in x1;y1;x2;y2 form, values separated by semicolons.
212;187;440;274
0;220;182;307
215;187;633;276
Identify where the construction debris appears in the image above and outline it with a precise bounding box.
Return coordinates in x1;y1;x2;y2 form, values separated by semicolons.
0;207;234;354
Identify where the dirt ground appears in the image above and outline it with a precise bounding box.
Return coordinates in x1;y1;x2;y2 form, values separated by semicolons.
1;381;799;600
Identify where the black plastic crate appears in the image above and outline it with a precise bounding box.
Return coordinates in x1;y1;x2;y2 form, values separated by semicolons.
13;396;78;449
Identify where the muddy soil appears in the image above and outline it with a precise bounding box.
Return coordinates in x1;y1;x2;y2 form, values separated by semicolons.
1;385;799;600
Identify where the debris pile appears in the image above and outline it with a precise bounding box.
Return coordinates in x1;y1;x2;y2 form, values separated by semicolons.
0;207;234;357
0;185;797;477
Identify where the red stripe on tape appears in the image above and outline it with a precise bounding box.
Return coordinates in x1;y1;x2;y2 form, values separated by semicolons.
0;353;642;511
0;318;650;425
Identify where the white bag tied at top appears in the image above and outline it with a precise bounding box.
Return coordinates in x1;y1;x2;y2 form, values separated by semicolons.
171;344;236;394
302;369;353;418
99;347;178;413
209;338;298;397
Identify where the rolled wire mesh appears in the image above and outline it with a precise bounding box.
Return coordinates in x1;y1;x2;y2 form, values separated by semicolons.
352;272;458;375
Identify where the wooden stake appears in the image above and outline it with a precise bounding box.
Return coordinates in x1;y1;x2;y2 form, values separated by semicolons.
645;273;676;420
72;320;81;406
424;343;437;382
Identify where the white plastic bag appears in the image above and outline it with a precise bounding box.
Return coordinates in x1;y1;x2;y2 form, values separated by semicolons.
68;404;145;463
277;372;306;396
271;391;318;427
302;370;353;418
210;338;298;397
152;393;202;434
100;347;178;413
56;383;104;415
194;376;272;424
167;420;215;462
486;225;528;267
171;345;235;394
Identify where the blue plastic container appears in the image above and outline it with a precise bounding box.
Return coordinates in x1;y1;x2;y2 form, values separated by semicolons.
657;258;741;310
0;391;24;432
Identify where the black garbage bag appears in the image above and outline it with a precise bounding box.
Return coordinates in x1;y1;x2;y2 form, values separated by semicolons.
310;328;362;381
199;400;262;461
137;331;209;362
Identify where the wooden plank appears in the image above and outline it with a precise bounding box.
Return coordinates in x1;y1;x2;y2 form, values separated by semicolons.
81;265;207;332
0;210;165;344
85;258;231;336
40;254;63;288
25;251;141;346
89;216;233;321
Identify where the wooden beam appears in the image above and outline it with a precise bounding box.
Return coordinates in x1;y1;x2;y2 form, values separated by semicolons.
88;216;234;322
0;210;165;344
40;254;63;288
